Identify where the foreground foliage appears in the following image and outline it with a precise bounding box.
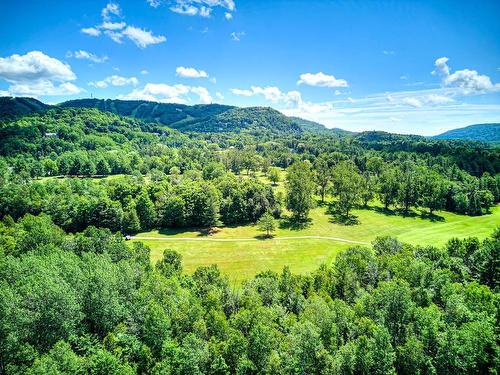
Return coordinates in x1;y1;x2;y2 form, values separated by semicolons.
0;214;498;374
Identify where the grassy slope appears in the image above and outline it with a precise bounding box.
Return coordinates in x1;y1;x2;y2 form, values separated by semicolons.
135;203;500;282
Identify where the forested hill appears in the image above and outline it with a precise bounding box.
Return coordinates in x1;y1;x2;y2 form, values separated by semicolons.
59;99;303;134
0;97;325;135
433;123;500;142
0;96;50;118
290;116;352;135
58;98;234;130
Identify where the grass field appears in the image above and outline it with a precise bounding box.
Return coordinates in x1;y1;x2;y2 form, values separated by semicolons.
133;203;500;282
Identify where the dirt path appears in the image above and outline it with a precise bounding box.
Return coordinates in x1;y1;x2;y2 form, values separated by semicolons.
131;235;370;245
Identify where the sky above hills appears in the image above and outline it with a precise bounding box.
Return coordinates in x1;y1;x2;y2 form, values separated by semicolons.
0;0;499;135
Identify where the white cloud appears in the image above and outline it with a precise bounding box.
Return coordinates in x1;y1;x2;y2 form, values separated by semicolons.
190;86;212;103
82;3;166;48
147;0;161;7
159;0;234;17
176;66;208;78
400;94;454;108
121;26;166;48
225;12;233;19
102;2;121;20
101;21;126;30
383;50;395;55
81;27;101;36
230;31;245;41
119;83;213;104
400;75;408;80
402;97;422;108
216;91;224;100
0;51;75;82
425;94;454;105
230;88;253;96
140;69;149;75
433;57;450;76
231;85;302;108
390;117;402;122
171;4;199;15
66;50;108;63
199;6;211;17
297;72;348;88
89;75;139;88
433;56;499;94
0;51;82;96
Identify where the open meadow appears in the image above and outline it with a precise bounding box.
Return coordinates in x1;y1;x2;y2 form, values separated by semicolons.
134;202;500;282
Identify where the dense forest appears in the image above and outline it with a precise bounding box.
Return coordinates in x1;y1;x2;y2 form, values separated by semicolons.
0;99;499;374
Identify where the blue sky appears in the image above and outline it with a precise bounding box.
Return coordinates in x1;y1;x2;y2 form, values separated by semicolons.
0;0;499;135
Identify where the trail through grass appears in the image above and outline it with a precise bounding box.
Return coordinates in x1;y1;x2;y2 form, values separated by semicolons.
133;202;499;282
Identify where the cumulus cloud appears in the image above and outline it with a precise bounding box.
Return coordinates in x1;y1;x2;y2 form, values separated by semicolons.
176;66;209;78
297;72;348;88
66;50;108;63
82;2;166;48
81;27;101;36
140;69;149;75
231;85;302;108
433;56;499;94
119;83;212;103
121;26;166;48
225;12;233;20
230;31;245;41
230;88;253;96
151;0;235;18
0;51;82;96
102;2;121;20
101;21;126;30
89;75;139;88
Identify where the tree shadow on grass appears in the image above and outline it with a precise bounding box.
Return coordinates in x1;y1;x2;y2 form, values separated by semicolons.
365;205;445;222
157;227;217;237
419;211;445;222
328;214;360;226
254;234;275;240
368;206;398;216
279;216;313;231
325;202;360;226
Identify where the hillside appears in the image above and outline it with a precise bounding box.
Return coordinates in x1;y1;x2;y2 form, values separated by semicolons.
59;99;303;134
58;98;234;128
433;123;500;142
0;96;50;118
290;116;354;136
173;106;303;134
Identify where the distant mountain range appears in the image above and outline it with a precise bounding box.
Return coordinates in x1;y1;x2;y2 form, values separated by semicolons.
0;97;498;141
0;97;341;136
433;123;500;143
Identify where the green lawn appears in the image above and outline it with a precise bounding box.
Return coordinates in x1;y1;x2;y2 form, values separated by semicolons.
133;203;500;282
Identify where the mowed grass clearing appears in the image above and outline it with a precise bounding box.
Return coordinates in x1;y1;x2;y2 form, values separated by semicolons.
133;203;500;282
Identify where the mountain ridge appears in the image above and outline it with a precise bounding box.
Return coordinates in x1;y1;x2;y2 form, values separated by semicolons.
433;123;500;143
